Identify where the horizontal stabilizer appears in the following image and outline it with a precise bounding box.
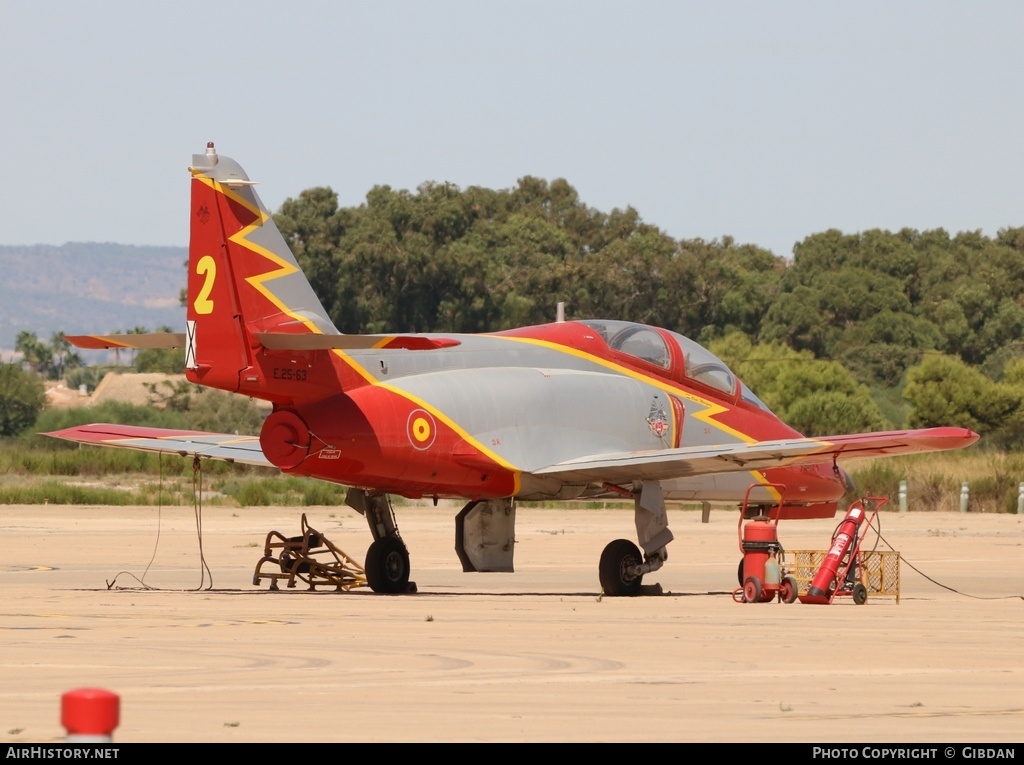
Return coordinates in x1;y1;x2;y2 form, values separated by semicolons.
256;332;460;351
66;333;186;350
533;427;979;484
44;423;271;467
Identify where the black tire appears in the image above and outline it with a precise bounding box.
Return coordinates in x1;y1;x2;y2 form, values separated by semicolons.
365;536;411;594
599;539;644;596
852;582;868;605
737;559;745;587
780;575;799;604
743;576;763;604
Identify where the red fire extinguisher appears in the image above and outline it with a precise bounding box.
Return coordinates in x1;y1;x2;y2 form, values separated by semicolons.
804;502;866;603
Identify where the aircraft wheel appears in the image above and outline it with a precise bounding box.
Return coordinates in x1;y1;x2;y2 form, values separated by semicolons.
852;582;868;605
779;575;799;604
737;559;745;587
365;536;411;594
599;539;643;597
743;576;762;604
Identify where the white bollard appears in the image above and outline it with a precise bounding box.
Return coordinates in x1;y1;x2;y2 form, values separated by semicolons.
899;480;907;513
960;482;969;513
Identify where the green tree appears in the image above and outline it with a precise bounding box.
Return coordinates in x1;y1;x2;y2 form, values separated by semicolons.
710;333;890;436
135;347;184;374
145;379;193;413
0;363;47;436
186;389;264;434
15;331;53;378
64;365;110;395
130;326;184;373
903;354;1022;440
50;332;82;381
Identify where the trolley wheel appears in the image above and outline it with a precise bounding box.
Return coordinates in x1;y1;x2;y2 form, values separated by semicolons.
779;575;799;604
852;582;868;605
599;539;644;597
743;576;763;604
365;536;411;594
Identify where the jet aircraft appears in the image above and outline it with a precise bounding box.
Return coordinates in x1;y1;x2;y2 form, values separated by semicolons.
48;144;979;595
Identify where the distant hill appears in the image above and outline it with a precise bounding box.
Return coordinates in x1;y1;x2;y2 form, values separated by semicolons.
0;243;186;352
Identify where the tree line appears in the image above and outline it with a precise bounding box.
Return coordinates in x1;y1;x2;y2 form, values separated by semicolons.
4;175;1024;445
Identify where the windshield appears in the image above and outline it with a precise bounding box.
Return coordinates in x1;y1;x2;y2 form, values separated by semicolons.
665;330;737;397
739;381;773;413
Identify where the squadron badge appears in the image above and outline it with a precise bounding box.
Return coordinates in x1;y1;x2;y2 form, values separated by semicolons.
647;396;670;439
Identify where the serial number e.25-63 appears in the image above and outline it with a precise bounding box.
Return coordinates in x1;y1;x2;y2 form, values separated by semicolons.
272;367;308;381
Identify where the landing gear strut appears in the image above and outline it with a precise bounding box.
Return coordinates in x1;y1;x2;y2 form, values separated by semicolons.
346;488;416;594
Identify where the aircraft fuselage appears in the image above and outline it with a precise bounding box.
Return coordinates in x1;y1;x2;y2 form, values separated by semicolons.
251;320;845;511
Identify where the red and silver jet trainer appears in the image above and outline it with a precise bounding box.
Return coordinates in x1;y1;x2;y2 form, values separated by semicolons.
48;144;979;595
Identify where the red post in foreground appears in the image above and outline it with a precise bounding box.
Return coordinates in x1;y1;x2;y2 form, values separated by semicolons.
61;688;119;742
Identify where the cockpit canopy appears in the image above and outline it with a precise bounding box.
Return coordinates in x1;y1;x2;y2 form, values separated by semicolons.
580;320;671;369
579;320;771;412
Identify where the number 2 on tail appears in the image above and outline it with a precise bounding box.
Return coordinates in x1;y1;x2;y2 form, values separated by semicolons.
193;255;216;314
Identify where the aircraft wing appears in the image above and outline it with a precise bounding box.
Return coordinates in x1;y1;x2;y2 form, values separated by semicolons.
65;333;186;350
65;332;459;352
532;427;979;484
45;424;978;486
43;424;271;467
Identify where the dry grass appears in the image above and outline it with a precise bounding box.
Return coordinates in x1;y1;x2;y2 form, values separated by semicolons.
846;449;1020;513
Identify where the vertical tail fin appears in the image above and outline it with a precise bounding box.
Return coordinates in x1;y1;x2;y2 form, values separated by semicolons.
185;143;338;397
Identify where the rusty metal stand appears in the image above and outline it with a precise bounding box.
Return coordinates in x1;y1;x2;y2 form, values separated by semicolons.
253;514;367;592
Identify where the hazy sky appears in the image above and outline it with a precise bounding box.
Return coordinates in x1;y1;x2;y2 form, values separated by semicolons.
2;1;1022;258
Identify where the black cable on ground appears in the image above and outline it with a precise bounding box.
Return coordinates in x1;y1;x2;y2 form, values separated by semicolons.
105;453;214;592
866;513;1023;601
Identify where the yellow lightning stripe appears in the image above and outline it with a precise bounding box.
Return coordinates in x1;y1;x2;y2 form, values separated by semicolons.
378;381;523;494
331;347;384;386
494;335;754;443
492;335;784;498
326;346;520;481
194;174;323;335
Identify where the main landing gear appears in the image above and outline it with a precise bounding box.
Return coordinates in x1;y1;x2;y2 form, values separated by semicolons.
347;491;519;593
346;488;415;594
598;481;672;596
347;480;676;597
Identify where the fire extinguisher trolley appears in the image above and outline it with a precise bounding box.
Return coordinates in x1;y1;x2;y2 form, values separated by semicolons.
733;483;800;604
799;496;888;605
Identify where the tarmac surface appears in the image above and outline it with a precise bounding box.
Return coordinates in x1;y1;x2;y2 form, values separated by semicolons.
1;503;1021;743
